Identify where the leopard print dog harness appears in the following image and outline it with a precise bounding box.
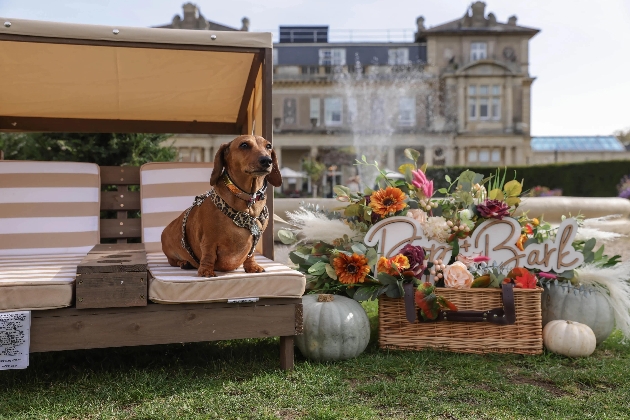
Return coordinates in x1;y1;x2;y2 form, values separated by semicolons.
181;188;269;264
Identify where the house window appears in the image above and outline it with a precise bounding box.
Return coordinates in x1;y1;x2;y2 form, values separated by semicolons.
371;98;385;126
302;65;319;75
470;42;487;61
324;97;343;126
310;98;321;126
468;149;478;162
469;98;477;119
491;148;502;162
398;97;416;127
283;98;296;125
388;48;409;65
319;48;346;66
479;98;489;120
347;97;358;124
479;149;490;162
469;84;501;121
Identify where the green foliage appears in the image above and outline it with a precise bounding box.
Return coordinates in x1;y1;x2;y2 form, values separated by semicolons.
427;160;630;197
0;132;176;166
301;157;326;183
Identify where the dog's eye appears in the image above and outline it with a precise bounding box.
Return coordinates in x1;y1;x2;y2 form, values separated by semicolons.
239;142;250;149
266;144;272;150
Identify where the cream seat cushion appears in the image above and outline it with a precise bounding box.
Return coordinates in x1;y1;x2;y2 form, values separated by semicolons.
0;254;84;311
147;253;305;304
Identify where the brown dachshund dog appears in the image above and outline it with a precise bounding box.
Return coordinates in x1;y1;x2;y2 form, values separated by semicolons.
161;135;282;277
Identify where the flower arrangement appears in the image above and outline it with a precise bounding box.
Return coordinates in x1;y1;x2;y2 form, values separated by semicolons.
280;149;630;327
617;175;630;199
527;186;563;197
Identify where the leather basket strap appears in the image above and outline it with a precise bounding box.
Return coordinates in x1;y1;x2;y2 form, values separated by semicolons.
403;282;417;323
404;283;517;325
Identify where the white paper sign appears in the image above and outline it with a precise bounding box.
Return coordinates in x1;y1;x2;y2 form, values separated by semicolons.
0;311;31;370
364;217;584;271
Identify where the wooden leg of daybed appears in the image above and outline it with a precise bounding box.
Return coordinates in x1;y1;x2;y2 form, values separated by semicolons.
279;335;294;371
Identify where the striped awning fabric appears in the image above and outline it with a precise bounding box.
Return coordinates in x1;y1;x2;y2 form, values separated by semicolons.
140;162;213;254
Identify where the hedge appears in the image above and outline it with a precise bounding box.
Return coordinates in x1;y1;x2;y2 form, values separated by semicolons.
425;160;630;197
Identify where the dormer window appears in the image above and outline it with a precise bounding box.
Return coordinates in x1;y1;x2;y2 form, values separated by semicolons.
470;42;487;61
319;48;346;66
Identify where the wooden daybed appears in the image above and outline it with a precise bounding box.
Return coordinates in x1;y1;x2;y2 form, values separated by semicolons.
0;18;303;370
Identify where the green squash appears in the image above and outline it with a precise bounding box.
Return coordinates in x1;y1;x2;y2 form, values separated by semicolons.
542;281;615;345
296;294;370;361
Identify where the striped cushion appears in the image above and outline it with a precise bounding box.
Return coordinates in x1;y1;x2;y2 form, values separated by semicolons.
147;253;305;304
0;254;84;311
140;162;213;253
0;161;100;310
0;161;100;256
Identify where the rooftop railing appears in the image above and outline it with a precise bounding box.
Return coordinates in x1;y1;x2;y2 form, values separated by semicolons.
255;28;418;43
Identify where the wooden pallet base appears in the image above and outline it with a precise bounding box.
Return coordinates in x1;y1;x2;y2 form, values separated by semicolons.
30;299;303;370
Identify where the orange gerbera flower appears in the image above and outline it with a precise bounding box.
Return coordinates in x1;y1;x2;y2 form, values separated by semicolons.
332;253;370;284
377;254;410;276
369;187;407;217
515;234;528;251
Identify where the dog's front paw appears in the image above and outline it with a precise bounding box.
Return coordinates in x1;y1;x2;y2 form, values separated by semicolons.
243;261;265;273
197;266;217;277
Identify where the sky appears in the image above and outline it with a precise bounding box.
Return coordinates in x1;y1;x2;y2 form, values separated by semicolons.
1;0;629;136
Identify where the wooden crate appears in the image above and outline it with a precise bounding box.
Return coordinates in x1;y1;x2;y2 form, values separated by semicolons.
76;244;148;309
379;287;543;355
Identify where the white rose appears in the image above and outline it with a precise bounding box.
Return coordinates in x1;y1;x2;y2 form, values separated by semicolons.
443;261;474;289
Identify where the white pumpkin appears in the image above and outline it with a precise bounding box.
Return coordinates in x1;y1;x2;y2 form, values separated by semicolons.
543;320;597;357
296;294;370;361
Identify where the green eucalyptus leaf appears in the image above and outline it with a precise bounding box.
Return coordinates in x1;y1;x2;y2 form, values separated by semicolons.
377;272;399;285
583;238;596;254
404;148;421;163
366;248;378;267
325;263;338;280
353;286;375;302
351;243;367;255
278;229;297;245
307;261;327;276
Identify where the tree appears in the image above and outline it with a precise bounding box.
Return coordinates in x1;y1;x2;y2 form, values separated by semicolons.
614;128;630;150
302;157;326;198
0;132;176;165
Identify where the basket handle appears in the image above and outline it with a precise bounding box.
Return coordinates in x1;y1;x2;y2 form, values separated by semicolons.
404;283;517;325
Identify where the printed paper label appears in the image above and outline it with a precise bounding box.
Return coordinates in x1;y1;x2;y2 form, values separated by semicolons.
0;311;31;370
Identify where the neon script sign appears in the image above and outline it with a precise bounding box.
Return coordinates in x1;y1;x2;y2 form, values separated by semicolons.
364;217;584;271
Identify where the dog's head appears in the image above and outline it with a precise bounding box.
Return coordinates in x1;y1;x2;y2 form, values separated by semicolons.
210;135;282;187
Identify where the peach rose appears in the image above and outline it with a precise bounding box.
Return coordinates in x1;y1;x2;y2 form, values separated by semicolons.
443;261;474;289
407;209;428;224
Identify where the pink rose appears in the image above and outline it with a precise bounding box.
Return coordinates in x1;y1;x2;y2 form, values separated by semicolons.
443;261;474;289
407;209;428;224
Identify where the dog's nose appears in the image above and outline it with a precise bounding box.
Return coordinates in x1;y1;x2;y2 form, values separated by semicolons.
259;156;273;168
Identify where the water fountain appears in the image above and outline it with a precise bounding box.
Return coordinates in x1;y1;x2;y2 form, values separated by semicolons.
331;54;447;190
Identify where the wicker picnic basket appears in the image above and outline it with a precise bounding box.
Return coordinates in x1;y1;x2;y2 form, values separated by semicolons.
379;286;543;355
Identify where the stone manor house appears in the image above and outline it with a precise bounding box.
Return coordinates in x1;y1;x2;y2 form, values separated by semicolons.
158;2;628;196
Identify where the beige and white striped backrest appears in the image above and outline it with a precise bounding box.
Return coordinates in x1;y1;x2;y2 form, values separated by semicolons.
140;162;214;253
0;161;100;256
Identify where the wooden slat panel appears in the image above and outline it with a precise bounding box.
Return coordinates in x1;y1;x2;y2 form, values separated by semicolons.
30;303;298;352
101;191;140;211
77;244;147;273
0;116;239;135
262;47;274;261
236;52;263;131
100;166;140;185
76;272;147;309
100;217;141;239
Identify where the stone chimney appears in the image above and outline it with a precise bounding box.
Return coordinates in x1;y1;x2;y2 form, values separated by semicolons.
508;15;518;26
182;2;199;23
487;12;497;26
471;2;486;20
241;17;250;31
414;16;426;42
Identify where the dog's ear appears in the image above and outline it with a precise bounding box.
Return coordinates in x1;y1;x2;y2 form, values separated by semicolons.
210;143;230;186
267;148;283;187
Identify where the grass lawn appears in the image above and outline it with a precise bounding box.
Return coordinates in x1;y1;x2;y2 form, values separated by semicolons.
1;300;629;420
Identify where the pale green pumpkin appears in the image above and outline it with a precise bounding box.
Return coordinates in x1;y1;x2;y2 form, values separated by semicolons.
296;294;370;361
542;281;614;345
